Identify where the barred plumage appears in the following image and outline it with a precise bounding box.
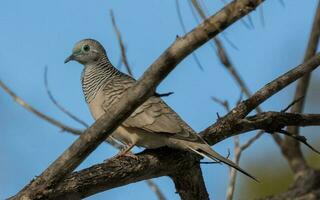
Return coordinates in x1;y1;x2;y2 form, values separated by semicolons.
65;38;256;181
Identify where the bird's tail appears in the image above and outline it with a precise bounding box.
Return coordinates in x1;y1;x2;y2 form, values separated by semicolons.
186;142;258;182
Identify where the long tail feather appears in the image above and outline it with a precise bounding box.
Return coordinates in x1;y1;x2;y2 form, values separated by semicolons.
187;145;259;182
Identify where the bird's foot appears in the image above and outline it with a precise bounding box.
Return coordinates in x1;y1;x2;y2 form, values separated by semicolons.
104;143;138;162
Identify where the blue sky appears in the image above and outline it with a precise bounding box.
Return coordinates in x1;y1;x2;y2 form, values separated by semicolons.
1;0;319;199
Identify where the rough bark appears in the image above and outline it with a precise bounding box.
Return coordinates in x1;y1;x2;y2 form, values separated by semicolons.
25;111;320;199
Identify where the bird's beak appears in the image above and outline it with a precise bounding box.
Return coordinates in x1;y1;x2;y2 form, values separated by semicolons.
64;54;75;63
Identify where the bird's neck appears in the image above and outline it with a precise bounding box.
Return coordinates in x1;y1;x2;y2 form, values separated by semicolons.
81;56;121;103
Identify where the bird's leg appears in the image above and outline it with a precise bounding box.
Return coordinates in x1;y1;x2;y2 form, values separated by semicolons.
107;143;138;161
118;143;135;157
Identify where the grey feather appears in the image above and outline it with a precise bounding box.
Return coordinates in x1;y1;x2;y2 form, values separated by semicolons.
65;38;256;181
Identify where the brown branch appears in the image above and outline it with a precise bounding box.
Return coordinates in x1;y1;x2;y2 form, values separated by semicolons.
208;111;320;146
281;1;320;174
190;3;268;197
191;0;269;147
29;110;320;199
12;1;265;199
3;73;167;199
219;0;254;29
171;163;209;200
201;53;320;145
40;148;199;199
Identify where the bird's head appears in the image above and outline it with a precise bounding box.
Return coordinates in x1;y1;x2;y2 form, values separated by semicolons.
64;39;106;65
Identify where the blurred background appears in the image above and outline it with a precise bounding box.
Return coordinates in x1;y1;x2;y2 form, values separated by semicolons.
1;0;320;199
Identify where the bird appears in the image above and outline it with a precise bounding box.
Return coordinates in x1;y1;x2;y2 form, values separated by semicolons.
64;38;256;181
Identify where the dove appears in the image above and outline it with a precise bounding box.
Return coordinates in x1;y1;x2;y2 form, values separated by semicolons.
65;39;256;180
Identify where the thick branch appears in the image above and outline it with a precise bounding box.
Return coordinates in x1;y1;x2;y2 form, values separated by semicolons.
42;148;199;199
171;164;209;200
13;1;265;199
234;112;320;136
32;111;320;199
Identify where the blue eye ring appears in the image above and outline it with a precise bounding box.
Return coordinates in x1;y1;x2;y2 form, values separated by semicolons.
82;44;90;52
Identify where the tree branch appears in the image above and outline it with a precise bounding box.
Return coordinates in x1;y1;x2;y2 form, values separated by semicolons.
12;1;265;199
22;111;320;199
201;53;320;145
171;163;209;200
110;10;134;76
41;148;199;199
0;80;83;135
281;0;320;174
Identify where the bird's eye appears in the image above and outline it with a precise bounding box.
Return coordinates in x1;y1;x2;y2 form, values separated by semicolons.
82;45;90;52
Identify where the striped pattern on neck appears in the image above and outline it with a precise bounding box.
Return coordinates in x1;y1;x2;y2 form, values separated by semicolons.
81;56;120;103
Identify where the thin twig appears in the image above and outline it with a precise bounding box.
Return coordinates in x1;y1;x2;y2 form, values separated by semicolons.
259;3;265;27
191;0;239;50
3;73;166;200
175;0;204;70
0;78;124;149
218;0;254;29
0;80;83;134
275;130;320;154
44;66;89;128
211;96;230;111
145;180;167;200
226;135;240;200
281;96;305;113
240;130;264;150
110;10;133;77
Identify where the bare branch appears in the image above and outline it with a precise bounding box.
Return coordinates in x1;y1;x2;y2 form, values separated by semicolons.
259;3;265;27
281;0;320;173
3;73;165;199
211;96;230;111
13;1;265;199
201;53;320;145
276;130;320;154
226;135;241;200
171;164;209;200
0;79;83;135
240;130;264;150
110;10;133;76
44;66;89;128
145;180;167;200
29;111;320;199
281;96;305;113
218;0;254;29
175;0;204;70
41;148;199;199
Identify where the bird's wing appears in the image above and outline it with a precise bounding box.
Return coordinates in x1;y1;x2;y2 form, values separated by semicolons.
101;78;201;143
124;96;202;142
